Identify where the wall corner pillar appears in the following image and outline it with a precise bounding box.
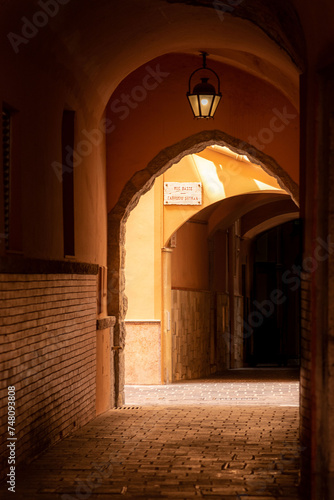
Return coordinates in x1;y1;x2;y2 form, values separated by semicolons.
162;247;173;384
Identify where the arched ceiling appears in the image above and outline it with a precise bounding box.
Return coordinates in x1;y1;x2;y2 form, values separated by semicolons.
165;0;306;69
1;0;302;113
163;146;289;245
242;212;300;240
241;198;299;239
62;0;301;111
188;191;298;238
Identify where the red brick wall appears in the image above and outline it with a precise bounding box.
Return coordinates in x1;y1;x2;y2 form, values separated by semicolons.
0;273;97;479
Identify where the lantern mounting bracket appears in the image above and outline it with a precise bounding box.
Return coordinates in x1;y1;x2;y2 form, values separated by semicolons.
187;52;221;94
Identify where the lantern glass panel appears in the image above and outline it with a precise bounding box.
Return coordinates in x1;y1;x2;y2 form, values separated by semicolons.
210;95;221;117
199;94;214;117
187;94;200;117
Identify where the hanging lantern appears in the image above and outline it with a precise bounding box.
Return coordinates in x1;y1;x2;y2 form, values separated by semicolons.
187;52;222;119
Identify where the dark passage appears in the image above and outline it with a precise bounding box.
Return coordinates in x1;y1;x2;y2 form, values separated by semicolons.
246;220;302;367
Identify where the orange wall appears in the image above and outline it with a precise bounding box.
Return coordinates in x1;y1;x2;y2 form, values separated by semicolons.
171;221;209;290
0;31;107;266
106;54;299;213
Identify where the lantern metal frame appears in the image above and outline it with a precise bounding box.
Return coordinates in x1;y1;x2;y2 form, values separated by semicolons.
187;52;222;119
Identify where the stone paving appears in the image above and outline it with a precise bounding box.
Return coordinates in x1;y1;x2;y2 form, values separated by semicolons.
1;369;301;500
125;368;299;407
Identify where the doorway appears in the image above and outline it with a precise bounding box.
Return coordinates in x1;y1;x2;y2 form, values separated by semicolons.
247;220;302;367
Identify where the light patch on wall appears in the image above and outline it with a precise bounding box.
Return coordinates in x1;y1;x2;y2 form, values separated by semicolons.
192;155;226;200
210;145;251;163
253;179;281;191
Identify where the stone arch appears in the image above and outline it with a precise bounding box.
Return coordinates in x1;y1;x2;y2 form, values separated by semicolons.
107;129;299;405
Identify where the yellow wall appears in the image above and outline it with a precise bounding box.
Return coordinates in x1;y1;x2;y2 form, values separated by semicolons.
125;183;162;319
125;188;155;319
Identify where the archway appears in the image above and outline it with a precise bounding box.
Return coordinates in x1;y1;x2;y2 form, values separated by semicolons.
107;130;299;405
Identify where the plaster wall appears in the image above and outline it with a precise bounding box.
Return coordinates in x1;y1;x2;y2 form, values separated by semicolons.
125;188;157;320
124;321;161;385
0;20;108;266
171;222;209;291
124;183;163;385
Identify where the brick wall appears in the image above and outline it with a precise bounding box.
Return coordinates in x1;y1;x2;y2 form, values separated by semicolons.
0;273;97;479
300;271;311;479
171;289;211;381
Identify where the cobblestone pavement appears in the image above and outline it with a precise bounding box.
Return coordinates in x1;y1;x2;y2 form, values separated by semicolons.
2;369;301;500
125;368;299;407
